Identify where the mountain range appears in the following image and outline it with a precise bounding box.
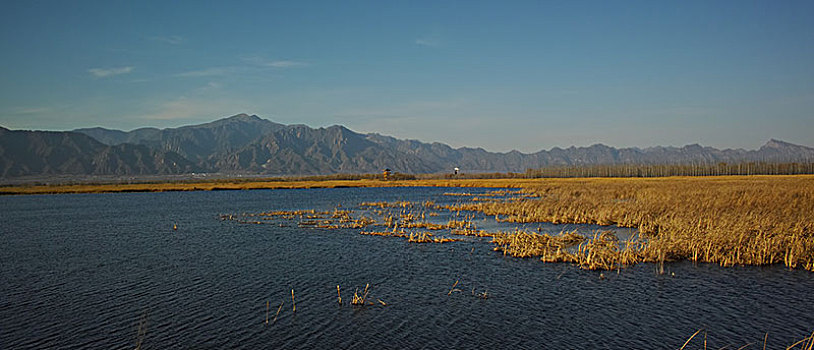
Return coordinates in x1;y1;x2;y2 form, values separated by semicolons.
1;113;813;179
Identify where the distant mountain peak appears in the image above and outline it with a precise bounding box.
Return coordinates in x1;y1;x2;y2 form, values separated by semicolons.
225;113;259;121
763;139;796;149
201;113;265;126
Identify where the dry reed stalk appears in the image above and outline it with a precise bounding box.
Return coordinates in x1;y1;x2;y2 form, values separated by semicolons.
785;330;814;350
272;300;284;323
447;279;460;295
337;285;342;305
291;289;296;313
764;332;768;350
362;284;369;302
265;300;270;325
679;328;704;350
134;311;148;350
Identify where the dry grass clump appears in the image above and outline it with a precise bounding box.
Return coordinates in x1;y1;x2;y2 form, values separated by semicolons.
445;176;814;271
222;206;378;229
351;284;371;306
360;230;407;238
451;228;495;237
488;229;644;270
407;231;460;243
490;229;584;261
358;230;460;243
229;200;466;245
575;232;643;270
360;201;413;208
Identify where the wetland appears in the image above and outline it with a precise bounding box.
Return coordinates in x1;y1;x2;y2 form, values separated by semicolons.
1;176;813;348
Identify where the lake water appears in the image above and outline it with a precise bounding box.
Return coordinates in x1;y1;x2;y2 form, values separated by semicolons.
1;187;812;349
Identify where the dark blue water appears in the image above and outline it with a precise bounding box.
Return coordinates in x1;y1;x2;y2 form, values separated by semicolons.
1;188;812;349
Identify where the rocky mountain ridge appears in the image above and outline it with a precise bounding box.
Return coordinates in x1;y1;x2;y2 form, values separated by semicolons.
1;114;812;178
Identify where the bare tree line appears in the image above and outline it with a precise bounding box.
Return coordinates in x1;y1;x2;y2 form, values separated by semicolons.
523;161;814;178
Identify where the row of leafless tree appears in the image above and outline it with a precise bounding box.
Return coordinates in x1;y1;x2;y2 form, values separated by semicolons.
523;161;814;178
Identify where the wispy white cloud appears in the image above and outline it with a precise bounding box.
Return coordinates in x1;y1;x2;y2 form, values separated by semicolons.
133;81;250;122
192;81;221;93
151;35;185;45
88;66;134;78
415;35;442;47
6;106;53;115
337;99;468;120
174;67;239;78
172;56;309;79
140;98;205;120
242;55;309;68
137;97;249;121
265;60;308;68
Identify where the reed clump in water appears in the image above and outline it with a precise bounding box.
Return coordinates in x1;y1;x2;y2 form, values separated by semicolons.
575;231;644;270
451;227;495;237
407;231;460;243
360;201;413;209
446;176;814;271
351;284;371;306
360;230;408;238
490;229;585;261
223;206;378;229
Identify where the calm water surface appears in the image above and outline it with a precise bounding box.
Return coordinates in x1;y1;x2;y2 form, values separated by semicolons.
1;188;812;349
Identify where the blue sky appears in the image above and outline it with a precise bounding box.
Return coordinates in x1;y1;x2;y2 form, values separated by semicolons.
1;0;813;152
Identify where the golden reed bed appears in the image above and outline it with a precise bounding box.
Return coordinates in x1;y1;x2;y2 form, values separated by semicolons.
448;176;814;271
4;175;813;270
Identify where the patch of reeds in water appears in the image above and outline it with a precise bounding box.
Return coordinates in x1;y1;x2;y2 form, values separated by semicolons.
351;284;370;306
445;176;814;271
407;231;460;243
222;177;814;271
226;199;468;245
222;207;378;229
489;229;648;270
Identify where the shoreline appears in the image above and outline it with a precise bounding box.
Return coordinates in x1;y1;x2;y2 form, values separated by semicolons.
2;174;812;195
0;178;526;195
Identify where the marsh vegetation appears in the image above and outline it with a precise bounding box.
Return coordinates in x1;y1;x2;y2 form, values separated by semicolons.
448;176;814;271
220;175;814;271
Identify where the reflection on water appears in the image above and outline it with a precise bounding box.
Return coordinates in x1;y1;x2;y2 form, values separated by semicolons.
1;188;812;349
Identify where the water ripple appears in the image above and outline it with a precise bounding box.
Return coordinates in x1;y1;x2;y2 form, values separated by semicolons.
2;189;813;349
